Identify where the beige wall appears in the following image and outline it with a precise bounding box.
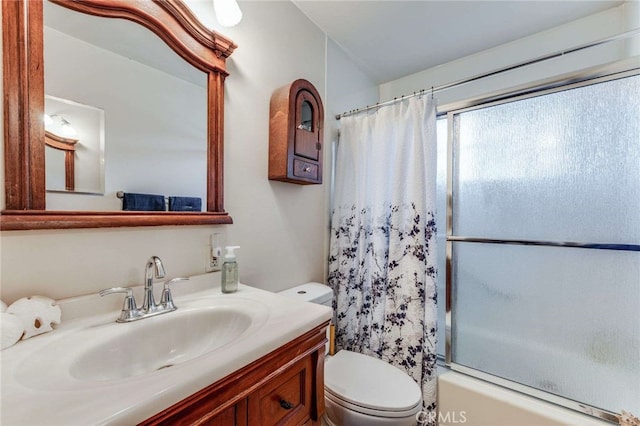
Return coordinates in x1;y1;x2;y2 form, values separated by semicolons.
0;1;378;304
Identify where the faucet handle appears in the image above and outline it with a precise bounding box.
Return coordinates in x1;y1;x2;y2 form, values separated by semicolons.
99;287;140;322
160;277;189;311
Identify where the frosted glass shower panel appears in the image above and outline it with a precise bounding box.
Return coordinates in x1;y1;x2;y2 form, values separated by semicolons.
451;242;640;413
452;75;640;244
436;117;448;357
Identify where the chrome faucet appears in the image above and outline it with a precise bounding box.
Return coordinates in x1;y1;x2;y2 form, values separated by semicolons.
142;256;166;313
99;256;188;323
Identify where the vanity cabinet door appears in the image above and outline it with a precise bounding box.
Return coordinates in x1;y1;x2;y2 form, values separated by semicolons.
203;401;247;426
139;396;247;426
248;355;314;425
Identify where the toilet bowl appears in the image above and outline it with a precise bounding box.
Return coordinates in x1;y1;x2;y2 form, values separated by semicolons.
278;283;423;426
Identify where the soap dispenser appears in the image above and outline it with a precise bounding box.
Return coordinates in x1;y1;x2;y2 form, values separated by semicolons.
221;246;240;293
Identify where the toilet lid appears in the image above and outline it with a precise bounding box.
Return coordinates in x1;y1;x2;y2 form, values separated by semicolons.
324;350;422;413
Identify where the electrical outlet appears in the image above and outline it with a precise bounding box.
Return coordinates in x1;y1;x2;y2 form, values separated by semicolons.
212;245;222;268
204;245;216;273
204;233;223;273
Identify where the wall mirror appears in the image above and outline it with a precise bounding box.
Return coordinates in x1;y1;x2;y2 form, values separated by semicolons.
1;0;237;230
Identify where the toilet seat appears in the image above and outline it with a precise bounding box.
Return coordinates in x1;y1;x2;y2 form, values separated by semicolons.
325;390;421;418
324;350;422;418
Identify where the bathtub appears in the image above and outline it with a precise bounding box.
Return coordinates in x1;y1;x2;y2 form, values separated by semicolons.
436;368;611;426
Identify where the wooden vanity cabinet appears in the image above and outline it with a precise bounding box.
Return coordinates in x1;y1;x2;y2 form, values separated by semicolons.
269;79;324;185
139;322;328;426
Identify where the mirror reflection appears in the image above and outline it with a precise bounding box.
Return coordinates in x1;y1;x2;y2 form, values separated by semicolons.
45;95;104;195
300;100;313;132
44;1;207;212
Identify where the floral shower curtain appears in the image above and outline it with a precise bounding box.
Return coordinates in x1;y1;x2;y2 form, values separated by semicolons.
328;96;438;419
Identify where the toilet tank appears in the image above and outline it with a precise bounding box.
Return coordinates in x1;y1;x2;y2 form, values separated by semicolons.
278;282;333;307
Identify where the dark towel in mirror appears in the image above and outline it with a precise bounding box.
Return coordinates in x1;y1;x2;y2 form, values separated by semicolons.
168;196;202;212
122;192;165;211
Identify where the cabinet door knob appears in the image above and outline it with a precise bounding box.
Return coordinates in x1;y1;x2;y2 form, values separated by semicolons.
303;166;311;172
279;399;294;410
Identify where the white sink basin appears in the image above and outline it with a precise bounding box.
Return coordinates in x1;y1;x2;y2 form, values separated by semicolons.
70;307;252;381
13;297;270;391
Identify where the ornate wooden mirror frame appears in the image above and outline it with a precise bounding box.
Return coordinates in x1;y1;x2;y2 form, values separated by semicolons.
1;0;236;230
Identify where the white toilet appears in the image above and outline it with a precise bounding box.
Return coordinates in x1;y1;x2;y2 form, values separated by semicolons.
279;283;422;426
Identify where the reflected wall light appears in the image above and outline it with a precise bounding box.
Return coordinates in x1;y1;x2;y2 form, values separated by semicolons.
45;114;77;137
213;0;242;27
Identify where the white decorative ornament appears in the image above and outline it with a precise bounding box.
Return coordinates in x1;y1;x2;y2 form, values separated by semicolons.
6;296;61;340
1;313;24;349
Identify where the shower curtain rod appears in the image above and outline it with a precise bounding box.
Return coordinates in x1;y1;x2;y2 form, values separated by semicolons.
335;28;640;120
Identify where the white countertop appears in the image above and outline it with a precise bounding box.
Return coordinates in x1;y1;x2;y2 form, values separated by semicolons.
1;274;332;425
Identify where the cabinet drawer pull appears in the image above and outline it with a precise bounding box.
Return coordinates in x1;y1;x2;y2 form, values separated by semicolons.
303;166;311;172
279;399;294;410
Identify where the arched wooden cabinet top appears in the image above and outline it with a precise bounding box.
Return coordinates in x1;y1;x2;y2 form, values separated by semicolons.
269;79;324;185
1;0;237;230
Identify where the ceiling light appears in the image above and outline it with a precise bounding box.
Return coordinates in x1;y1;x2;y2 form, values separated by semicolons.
46;114;77;137
60;118;77;137
213;0;242;27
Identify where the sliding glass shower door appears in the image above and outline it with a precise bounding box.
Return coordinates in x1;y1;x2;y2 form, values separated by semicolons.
444;71;640;417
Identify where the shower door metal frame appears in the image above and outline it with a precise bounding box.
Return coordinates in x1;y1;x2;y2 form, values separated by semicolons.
442;64;640;423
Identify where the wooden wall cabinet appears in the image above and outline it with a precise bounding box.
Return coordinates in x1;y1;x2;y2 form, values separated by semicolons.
269;79;324;185
140;322;328;426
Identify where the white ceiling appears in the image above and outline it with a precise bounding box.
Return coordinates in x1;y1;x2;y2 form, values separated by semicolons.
293;0;624;84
